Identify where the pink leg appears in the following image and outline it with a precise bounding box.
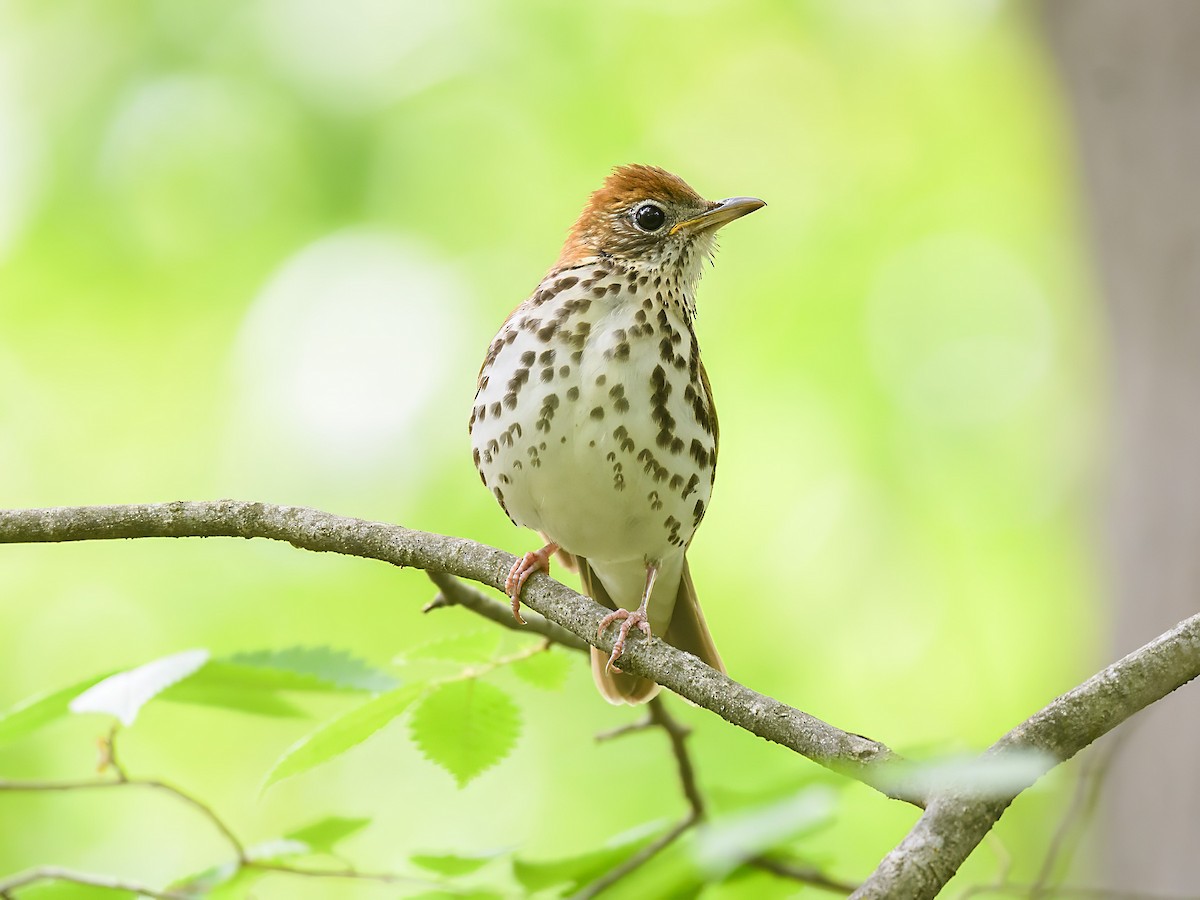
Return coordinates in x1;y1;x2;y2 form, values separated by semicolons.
597;563;658;671
505;542;559;625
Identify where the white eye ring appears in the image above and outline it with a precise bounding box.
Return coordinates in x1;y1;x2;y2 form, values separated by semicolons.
632;202;667;233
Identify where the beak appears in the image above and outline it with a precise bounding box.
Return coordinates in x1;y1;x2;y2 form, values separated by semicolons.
670;196;766;235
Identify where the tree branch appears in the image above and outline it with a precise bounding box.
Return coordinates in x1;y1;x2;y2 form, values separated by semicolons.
851;612;1200;898
7;501;1200;897
0;501;913;803
0;866;188;900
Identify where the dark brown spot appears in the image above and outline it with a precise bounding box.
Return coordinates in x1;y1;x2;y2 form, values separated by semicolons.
540;367;554;382
590;406;604;420
567;386;579;401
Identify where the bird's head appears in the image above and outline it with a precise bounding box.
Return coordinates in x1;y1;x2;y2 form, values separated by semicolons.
554;164;764;277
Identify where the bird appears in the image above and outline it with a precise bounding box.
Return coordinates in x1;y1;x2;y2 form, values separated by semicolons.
469;164;764;704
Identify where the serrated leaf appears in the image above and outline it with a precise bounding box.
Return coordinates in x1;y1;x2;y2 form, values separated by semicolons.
513;823;667;892
402;631;502;664
160;679;308;718
693;786;837;878
509;647;571;690
229;646;396;691
409;680;520;788
68;649;210;726
285;816;371;853
262;682;424;789
410;847;507;876
0;673;114;744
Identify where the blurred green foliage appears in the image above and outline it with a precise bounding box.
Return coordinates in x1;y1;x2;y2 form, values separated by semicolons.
0;0;1099;895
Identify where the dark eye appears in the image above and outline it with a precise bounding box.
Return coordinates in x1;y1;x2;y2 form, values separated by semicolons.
633;203;666;232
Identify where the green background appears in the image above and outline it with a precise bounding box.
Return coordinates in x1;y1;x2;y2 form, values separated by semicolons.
0;0;1100;895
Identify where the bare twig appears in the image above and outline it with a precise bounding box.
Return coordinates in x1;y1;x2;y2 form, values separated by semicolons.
571;697;704;898
425;570;588;651
571;815;698;900
0;866;188;899
748;856;859;894
1029;731;1128;897
0;728;452;895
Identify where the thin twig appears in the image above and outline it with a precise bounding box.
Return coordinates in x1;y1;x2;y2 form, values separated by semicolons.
594;712;656;742
1029;731;1129;897
425;571;588;651
0;774;245;861
0;866;188;899
647;698;704;818
0;765;445;895
242;860;433;886
571;815;698;900
748;856;859;894
571;698;705;898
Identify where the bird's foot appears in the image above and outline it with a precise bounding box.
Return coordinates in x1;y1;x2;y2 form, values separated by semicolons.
597;607;652;672
504;542;559;625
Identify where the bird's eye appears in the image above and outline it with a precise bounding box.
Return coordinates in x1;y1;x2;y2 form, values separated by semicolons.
633;203;667;233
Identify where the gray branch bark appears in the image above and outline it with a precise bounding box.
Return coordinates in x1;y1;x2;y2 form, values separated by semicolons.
3;499;1199;896
851;612;1200;898
0;501;912;803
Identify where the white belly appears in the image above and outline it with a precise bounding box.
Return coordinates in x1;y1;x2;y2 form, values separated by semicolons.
471;280;716;566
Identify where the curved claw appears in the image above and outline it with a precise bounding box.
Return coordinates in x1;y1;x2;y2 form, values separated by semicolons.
504;543;559;625
597;607;653;672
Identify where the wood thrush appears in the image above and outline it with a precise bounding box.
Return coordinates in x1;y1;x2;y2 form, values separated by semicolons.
470;165;764;704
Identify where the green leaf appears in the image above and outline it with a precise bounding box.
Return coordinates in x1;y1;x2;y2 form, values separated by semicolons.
285;816;371;853
68;649;210;726
410;847;507;876
509;647;571;690
513;823;667;892
159;679;308;718
228;646;397;691
693;786;837;878
0;673;114;744
405;892;505;900
262;682;424;789
873;749;1057;800
402;631;502;663
409;680;520;788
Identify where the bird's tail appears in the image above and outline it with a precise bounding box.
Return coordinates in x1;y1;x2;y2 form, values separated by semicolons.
576;554;724;705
